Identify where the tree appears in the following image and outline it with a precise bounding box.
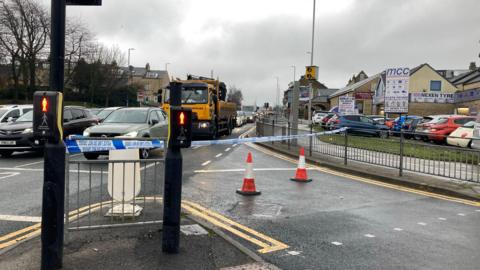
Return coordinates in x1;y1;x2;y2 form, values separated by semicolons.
64;20;93;86
0;0;49;101
227;85;243;109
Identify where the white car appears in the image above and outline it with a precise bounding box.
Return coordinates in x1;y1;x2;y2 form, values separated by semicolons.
312;112;327;124
236;111;246;127
447;121;475;148
0;105;33;124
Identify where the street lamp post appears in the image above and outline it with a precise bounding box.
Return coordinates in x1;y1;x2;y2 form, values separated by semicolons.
308;0;316;124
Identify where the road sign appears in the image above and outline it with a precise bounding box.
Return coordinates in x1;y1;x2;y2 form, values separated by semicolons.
33;91;63;143
339;96;355;114
385;67;410;113
305;65;318;80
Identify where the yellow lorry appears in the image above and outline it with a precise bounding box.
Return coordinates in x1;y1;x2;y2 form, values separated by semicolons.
160;75;237;139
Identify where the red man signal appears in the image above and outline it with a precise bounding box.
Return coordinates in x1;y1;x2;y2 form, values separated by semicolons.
169;106;192;148
42;97;48;112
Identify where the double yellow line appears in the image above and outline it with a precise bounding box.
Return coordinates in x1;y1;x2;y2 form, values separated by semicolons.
1;196;289;254
182;201;288;253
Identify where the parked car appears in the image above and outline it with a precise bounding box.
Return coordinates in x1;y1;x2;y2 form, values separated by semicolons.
369;117;392;126
244;111;255;123
392;115;422;132
446;121;476;148
95;106;122;122
312;112;327;124
82;107;168;160
413;115;449;141
427;116;476;143
321;113;337;128
326;114;341;130
0;106;98;157
332;114;390;138
0;105;33;124
470;123;480;150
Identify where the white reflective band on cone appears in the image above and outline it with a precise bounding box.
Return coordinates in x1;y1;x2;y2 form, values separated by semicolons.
245;162;254;179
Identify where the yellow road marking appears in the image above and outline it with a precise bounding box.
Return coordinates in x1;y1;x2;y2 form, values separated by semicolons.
246;137;480;207
1;196;288;254
183;201;289;253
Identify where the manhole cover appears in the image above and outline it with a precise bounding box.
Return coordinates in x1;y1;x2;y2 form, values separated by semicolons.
231;202;282;218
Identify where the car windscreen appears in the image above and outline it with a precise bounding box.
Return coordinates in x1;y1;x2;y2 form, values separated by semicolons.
463;121;476;128
0;109;7;118
97;109;115;119
429;117;448;124
182;88;208;104
16;110;33;122
103;110;148;123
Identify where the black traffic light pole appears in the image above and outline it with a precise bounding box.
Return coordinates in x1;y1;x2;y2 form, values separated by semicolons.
41;1;66;269
162;82;184;253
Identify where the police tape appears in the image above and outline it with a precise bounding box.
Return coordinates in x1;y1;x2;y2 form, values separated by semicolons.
64;127;347;154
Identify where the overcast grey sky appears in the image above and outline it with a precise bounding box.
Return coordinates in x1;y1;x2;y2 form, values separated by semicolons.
42;0;480;105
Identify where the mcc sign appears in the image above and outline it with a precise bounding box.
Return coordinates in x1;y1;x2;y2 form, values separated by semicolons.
385;67;410;113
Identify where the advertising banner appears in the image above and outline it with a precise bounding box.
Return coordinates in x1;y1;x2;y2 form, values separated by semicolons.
385;67;410;113
339;96;355;114
410;92;455;103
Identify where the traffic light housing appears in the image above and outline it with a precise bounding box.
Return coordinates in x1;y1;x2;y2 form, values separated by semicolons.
169;106;193;148
305;65;318;80
33;91;64;142
66;0;102;5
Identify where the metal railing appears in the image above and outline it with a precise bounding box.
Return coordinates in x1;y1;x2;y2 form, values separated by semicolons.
256;120;480;183
64;138;166;242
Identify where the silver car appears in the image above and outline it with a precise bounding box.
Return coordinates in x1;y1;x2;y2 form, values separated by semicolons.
470;122;480;150
82;107;168;159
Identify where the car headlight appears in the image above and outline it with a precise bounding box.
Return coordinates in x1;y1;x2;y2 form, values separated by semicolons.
199;122;209;129
22;128;33;134
83;129;90;136
123;131;138;137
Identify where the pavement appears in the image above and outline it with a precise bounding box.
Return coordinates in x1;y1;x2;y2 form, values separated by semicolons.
1;123;480;269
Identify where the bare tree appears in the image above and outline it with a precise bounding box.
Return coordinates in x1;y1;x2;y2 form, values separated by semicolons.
64;20;93;86
0;0;48;100
227;85;243;109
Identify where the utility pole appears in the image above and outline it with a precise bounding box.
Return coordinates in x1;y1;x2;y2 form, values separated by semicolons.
308;0;316;124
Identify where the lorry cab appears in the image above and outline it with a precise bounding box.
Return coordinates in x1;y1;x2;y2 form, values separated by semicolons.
160;76;236;139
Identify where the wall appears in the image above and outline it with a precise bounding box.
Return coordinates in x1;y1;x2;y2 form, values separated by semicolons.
409;65;457;93
408;103;455;116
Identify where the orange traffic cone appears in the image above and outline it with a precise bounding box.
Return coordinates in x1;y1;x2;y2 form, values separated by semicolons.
236;152;261;196
291;147;312;182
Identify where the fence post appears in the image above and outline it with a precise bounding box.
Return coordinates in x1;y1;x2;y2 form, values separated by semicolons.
309;122;313;156
344;129;348;166
64;154;70;245
281;125;286;144
271;120;275;145
399;129;404;176
287;121;291;150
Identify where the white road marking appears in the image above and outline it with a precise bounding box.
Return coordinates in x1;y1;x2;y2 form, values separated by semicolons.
364;234;375;238
287;251;302;256
0;172;20;180
194;168;310;173
438;217;447;221
192;146;201;149
232;144;238;147
457;213;465;216
0;214;42;223
331;241;343;246
215;153;223;158
476;209;480;212
15;154;82;168
417;222;427;226
225;147;231;152
393;228;403;231
201;160;211;166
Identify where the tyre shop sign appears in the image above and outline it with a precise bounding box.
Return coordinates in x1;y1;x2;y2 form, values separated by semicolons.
385;67;410;113
339;96;355;114
410;92;455;103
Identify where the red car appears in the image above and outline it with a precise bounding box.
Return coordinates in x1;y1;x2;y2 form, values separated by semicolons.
427;116;476;143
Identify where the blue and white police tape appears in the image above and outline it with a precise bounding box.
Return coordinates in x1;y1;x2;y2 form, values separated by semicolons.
64;127;347;154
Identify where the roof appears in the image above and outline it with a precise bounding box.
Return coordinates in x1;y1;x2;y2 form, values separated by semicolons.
329;74;380;98
450;69;480;85
120;66;168;79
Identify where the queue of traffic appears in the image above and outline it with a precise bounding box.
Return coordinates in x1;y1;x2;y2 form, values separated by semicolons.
312;111;479;148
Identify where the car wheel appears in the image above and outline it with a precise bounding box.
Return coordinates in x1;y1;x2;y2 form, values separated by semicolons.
0;150;13;157
379;130;389;139
84;153;99;160
140;148;150;159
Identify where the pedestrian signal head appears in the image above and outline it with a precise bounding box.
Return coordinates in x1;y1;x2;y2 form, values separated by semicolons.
33;91;63;142
179;112;185;125
169;106;192;148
